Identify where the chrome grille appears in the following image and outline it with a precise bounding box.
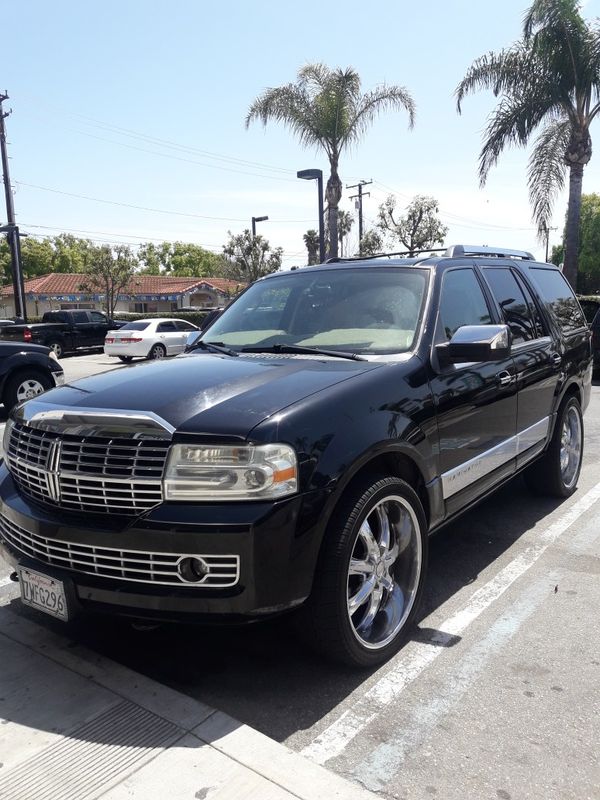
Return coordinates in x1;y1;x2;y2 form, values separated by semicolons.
0;514;240;588
6;422;170;515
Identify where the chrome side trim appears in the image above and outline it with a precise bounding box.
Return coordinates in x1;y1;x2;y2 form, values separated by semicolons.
442;416;549;499
14;401;174;439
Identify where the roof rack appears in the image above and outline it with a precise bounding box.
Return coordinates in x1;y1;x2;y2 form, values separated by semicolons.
324;247;446;263
444;244;535;260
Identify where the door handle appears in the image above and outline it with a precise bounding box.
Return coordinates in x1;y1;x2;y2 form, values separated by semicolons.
496;370;515;386
550;352;562;366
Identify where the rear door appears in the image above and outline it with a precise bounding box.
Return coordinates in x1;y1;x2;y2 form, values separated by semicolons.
155;320;181;354
89;311;110;345
173;320;198;353
480;265;561;469
429;266;519;515
70;310;95;348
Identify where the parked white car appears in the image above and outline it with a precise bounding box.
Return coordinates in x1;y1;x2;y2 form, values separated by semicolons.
104;318;199;362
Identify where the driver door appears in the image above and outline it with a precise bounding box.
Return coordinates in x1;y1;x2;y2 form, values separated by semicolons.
429;267;518;516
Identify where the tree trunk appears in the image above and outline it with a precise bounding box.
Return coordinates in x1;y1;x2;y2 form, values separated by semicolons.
563;162;584;290
325;160;342;259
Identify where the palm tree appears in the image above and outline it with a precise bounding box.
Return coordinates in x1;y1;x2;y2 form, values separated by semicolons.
303;229;320;265
455;0;600;289
246;64;415;258
338;210;355;256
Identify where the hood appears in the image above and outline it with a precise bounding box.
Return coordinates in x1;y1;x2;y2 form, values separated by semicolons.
30;352;383;436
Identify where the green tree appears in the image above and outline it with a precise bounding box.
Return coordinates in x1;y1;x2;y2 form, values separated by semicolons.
138;241;225;277
246;63;415;258
303;229;320;265
338;210;355;257
377;194;448;256
79;244;138;317
222;230;283;282
552;193;600;290
456;0;600;290
359;229;384;256
50;234;93;273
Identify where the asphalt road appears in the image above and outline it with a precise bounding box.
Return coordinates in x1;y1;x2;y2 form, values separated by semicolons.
1;354;599;799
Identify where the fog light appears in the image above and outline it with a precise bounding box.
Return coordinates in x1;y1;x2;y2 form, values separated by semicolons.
177;556;209;584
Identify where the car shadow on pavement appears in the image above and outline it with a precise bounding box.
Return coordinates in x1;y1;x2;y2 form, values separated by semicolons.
0;471;575;746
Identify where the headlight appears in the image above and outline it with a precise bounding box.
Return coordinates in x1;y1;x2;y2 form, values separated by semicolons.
163;443;298;501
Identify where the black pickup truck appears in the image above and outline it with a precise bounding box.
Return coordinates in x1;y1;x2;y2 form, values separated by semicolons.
0;310;122;358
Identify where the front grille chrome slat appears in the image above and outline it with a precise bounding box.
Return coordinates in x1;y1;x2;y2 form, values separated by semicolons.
0;514;240;588
7;422;170;515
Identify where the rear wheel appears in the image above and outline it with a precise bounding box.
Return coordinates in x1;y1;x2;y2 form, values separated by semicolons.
147;343;166;360
46;340;63;358
525;396;583;498
302;474;428;667
3;371;53;411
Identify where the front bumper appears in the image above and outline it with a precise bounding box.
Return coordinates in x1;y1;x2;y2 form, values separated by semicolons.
0;464;317;623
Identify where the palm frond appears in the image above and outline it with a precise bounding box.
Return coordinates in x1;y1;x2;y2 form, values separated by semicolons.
527;117;571;235
478;91;560;183
455;46;532;112
245;85;329;153
343;85;416;147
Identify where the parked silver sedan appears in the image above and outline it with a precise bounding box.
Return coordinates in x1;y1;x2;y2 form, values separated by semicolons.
104;318;199;362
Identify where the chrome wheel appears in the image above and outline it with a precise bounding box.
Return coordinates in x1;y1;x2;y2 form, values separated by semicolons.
347;494;422;650
16;378;46;403
48;341;63;358
559;405;582;489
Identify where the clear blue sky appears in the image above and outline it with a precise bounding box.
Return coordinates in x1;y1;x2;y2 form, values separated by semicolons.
2;0;599;266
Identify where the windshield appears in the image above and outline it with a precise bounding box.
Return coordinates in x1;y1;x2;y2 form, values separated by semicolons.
204;268;428;355
119;321;151;331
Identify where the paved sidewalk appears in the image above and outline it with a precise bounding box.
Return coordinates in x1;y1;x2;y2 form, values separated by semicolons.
0;606;376;800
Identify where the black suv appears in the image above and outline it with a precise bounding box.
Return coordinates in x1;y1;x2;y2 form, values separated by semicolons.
0;245;592;667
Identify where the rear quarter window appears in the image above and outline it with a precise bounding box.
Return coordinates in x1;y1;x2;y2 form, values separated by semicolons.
530;268;587;334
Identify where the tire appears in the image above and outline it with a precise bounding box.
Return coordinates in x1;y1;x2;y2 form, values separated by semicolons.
301;474;428;668
118;356;134;363
3;370;53;411
147;343;166;360
46;340;64;358
525;396;584;498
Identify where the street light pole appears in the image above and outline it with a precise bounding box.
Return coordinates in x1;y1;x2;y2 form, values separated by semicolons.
297;169;325;263
251;215;269;239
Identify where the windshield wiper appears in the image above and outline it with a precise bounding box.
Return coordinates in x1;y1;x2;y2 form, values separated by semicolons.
187;340;239;357
240;344;366;361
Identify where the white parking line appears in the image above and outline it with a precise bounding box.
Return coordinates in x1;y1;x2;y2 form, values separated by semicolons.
302;480;600;766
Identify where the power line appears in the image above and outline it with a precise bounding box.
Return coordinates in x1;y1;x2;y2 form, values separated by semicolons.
15;181;312;224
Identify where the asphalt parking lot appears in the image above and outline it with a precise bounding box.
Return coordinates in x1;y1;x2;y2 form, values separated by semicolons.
1;353;599;799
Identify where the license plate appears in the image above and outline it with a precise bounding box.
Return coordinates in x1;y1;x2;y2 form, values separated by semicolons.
18;566;70;621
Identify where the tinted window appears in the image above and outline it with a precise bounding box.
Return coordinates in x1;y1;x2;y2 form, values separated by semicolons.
514;273;546;338
119;321;150;331
531;268;587;333
91;312;107;322
174;320;197;331
156;321;177;332
438;269;492;340
578;299;600;324
72;311;89;323
483;268;537;343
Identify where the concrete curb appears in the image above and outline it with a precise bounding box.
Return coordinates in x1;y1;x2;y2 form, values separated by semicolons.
0;607;376;800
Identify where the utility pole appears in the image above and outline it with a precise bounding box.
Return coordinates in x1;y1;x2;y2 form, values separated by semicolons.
542;223;558;263
346;180;372;254
0;92;26;321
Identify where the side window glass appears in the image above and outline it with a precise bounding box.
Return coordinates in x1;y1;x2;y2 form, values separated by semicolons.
157;321;176;332
514;273;546;338
91;312;107;322
438;269;492;341
72;311;89;324
483;268;535;343
531;268;587;334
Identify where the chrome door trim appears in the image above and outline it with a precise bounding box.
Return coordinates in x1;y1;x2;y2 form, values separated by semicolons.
441;416;549;499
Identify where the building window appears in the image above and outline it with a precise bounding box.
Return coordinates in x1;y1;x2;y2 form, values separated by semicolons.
59;303;95;310
129;302;159;313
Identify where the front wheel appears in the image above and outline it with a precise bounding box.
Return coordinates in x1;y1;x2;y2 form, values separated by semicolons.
525;396;583;498
302;475;428;667
3;371;53;411
147;343;166;360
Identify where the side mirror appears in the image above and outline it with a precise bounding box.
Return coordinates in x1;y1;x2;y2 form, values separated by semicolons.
185;331;202;351
438;324;511;364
